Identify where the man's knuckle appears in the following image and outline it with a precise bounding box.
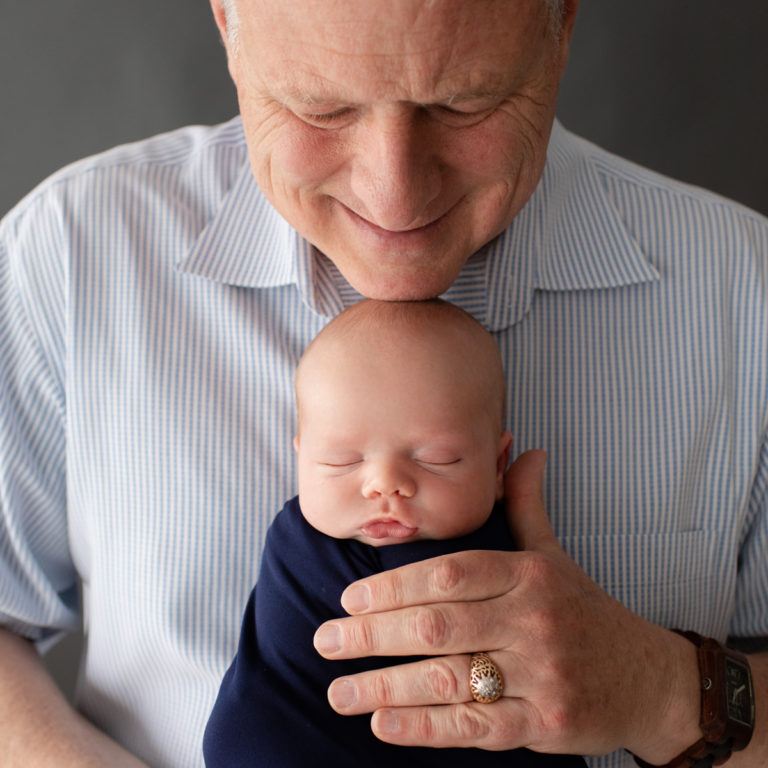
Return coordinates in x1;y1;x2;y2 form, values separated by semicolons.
373;571;405;607
413;606;451;648
430;555;467;595
521;551;557;585
349;618;378;651
541;701;578;741
370;671;396;705
413;709;439;742
489;718;522;750
424;659;461;701
389;572;409;604
533;606;560;641
452;705;491;741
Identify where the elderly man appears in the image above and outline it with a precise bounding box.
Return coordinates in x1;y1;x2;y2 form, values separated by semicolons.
0;1;765;767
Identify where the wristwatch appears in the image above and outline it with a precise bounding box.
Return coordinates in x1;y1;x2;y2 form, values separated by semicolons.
632;630;755;768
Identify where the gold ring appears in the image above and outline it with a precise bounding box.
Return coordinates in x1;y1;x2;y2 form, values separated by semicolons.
469;652;504;703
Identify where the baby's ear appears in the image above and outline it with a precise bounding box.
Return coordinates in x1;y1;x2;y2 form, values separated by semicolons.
293;435;300;453
495;431;513;499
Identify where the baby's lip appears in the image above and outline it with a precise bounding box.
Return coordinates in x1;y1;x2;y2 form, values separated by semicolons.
360;518;419;540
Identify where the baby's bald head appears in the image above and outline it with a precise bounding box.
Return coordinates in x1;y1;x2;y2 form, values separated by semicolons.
295;299;507;434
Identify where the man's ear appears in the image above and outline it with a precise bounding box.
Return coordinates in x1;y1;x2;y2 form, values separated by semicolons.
554;0;580;74
210;0;229;45
495;430;514;499
209;0;238;78
561;0;580;40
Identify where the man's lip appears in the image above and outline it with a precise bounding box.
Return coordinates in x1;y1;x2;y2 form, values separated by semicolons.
339;202;456;239
360;519;419;539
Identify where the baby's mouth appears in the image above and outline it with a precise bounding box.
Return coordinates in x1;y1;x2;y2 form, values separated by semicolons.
360;519;418;539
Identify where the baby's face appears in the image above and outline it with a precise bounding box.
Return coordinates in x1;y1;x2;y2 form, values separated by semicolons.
295;345;511;547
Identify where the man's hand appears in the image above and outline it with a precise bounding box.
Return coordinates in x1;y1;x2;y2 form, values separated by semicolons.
313;450;702;763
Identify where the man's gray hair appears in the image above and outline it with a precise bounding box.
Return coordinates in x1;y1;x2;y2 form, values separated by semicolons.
546;0;566;36
219;0;566;53
220;0;240;52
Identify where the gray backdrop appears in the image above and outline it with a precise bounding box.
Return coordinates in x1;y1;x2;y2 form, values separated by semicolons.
1;1;766;700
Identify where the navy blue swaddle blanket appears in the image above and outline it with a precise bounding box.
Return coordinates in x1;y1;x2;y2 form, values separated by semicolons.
204;496;586;767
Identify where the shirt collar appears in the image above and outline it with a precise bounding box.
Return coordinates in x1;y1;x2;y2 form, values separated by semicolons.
176;159;297;288
472;120;660;331
175;152;351;317
177;119;659;330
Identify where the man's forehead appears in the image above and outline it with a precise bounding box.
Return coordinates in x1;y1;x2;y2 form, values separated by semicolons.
246;0;546;48
244;0;547;103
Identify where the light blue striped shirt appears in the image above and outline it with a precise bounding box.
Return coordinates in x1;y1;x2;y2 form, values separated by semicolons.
1;117;766;768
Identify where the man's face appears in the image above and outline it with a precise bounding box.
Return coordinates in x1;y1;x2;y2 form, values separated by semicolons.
215;0;574;299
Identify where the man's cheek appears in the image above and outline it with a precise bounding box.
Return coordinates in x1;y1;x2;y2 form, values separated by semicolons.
274;125;348;190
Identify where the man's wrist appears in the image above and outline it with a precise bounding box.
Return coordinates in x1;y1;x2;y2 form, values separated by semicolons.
627;627;703;765
631;631;756;768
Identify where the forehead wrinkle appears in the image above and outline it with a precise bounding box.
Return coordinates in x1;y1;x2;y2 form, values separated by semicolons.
263;55;517;109
244;0;554;114
254;4;524;106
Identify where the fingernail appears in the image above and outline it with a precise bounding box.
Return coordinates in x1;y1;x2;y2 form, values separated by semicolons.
375;710;399;735
342;584;370;613
314;624;341;654
329;679;357;710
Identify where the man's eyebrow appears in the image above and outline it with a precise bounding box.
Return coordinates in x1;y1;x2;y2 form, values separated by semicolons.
276;88;336;105
440;85;509;104
274;84;510;107
268;67;514;106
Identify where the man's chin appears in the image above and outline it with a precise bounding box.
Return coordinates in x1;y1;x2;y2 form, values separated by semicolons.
325;249;467;301
344;271;456;301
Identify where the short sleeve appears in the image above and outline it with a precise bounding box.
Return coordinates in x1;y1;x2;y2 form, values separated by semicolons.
0;190;79;645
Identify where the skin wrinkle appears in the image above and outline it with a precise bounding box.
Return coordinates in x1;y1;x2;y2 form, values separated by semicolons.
430;555;467;596
371;671;397;708
252;5;557;121
425;657;461;701
413;605;452;649
218;0;566;48
282;16;548;108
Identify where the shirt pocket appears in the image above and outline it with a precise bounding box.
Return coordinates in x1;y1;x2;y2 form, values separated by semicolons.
559;530;732;636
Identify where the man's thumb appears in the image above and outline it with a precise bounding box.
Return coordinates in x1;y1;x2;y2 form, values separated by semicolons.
504;449;560;552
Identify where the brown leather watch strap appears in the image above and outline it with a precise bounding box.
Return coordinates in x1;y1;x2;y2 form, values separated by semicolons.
632;738;734;768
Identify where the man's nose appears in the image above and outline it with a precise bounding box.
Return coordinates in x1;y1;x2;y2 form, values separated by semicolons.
361;458;416;500
350;107;442;231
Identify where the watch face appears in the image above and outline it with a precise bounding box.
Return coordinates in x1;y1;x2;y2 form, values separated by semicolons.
725;657;755;727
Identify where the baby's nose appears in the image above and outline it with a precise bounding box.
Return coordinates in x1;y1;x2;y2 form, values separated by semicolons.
361;460;416;499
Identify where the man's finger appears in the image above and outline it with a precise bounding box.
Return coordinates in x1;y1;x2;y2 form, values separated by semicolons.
369;699;534;751
327;656;470;713
339;548;519;616
504;450;561;553
315;594;518;659
327;651;534;715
